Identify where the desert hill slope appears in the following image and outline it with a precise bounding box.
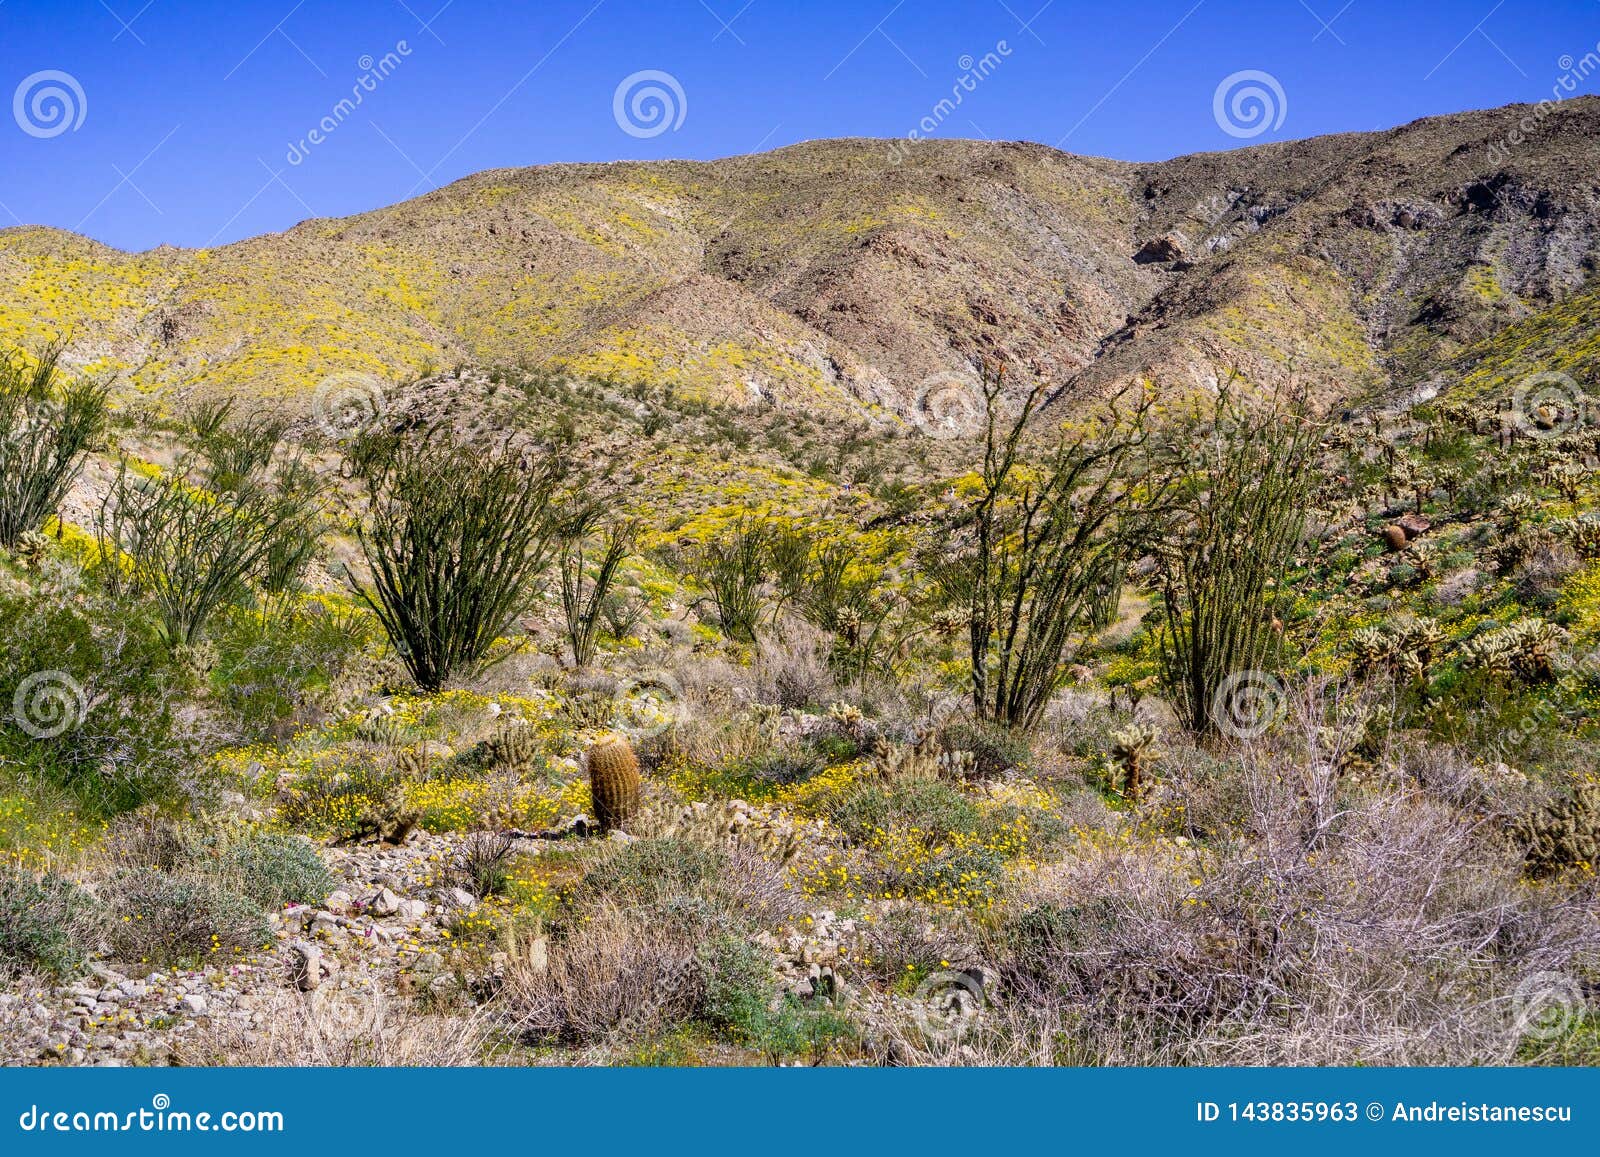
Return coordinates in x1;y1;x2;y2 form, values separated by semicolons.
2;96;1596;419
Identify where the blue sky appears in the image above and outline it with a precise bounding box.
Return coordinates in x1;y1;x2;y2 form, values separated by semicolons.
2;0;1598;250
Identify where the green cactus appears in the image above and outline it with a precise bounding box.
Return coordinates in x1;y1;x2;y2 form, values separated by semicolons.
1109;724;1160;802
482;722;542;774
1516;783;1600;877
587;735;642;832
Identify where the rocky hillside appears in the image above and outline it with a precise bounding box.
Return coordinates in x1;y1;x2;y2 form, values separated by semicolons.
1;97;1596;420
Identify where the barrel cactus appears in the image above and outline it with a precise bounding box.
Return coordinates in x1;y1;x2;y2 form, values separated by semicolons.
586;735;642;832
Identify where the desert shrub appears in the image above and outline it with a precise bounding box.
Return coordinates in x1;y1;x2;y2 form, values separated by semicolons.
454;831;516;899
739;745;829;787
348;429;566;690
0;866;102;979
937;719;1031;777
220;833;332;909
102;868;270;967
0;343;111;549
101;807;191;870
825;778;983;845
177;985;494;1066
855;901;982;988
275;750;407;841
0;587;196;815
209;602;385;742
986;748;1600;1065
753;626;837;710
507;902;702;1045
699;933;855;1063
574;836;798;934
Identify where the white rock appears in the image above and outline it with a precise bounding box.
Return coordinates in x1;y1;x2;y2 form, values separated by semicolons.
367;887;401;917
179;994;207;1015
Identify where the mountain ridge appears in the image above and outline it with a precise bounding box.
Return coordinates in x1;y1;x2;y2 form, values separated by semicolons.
3;95;1596;422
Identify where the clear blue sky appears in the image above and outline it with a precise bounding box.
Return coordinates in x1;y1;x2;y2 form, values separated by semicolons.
2;0;1598;251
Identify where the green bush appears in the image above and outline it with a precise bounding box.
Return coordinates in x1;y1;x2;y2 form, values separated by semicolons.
938;720;1032;777
699;933;855;1064
102;868;270;967
576;837;797;935
0;866;101;979
824;778;983;845
221;833;332;909
0;588;195;816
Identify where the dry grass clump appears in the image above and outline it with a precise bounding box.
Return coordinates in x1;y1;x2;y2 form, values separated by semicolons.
502;901;704;1046
177;986;495;1066
500;833;802;1045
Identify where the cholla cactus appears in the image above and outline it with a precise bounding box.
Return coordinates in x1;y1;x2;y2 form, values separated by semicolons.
1516;783;1600;877
1555;516;1600;559
835;606;863;647
353;712;410;748
1109;724;1160;802
1404;542;1437;583
482;721;541;774
827;700;866;733
931;607;967;640
871;737;943;783
939;749;978;781
659;800;803;864
1498;492;1539;530
10;528;50;569
1460;618;1565;682
1541;458;1591;503
1488;525;1551;574
1348;626;1394;678
1348;617;1442;681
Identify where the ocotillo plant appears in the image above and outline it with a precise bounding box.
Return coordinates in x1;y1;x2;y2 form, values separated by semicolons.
1148;379;1318;735
0;342;111;550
